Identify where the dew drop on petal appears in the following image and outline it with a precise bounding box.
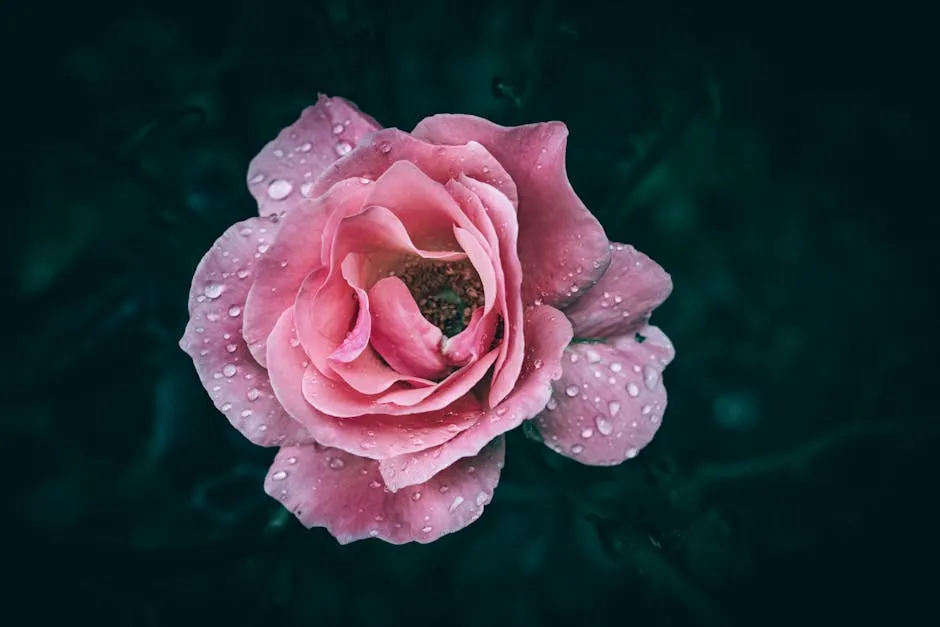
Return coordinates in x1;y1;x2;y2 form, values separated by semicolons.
595;414;614;435
581;428;594;438
608;401;621;417
247;388;261;401
570;443;584;455
203;282;224;299
564;385;580;397
328;457;345;470
228;305;241;317
222;364;237;377
643;365;660;390
272;470;287;481
626;382;640;397
335;141;352;156
267;179;293;200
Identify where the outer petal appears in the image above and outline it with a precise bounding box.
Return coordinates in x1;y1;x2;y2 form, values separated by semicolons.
246;95;381;217
564;243;673;339
532;325;674;465
265;308;479;459
264;437;505;544
242;178;373;366
179;217;312;446
412;115;611;308
379;305;573;491
305;128;519;209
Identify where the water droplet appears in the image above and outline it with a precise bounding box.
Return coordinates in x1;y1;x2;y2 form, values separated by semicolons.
206;312;220;322
586;350;601;363
569;353;579;363
359;177;372;184
546;397;558;410
626;382;640;397
228;305;241;317
246;387;261;401
239;227;254;236
249;173;264;184
298;142;312;152
608;401;621;417
570;443;584;455
332;123;344;134
369;480;382;488
643;365;660;390
300;181;314;197
220;403;232;412
439;484;450;493
626;448;639;459
222;364;237;377
614;295;623;304
289;337;301;348
411;491;422;501
335;141;352;156
273;149;284;158
564;385;580;397
641;404;652;416
257;243;271;254
449;496;465;512
287;456;297;464
328;457;345;470
595;414;614;435
267;179;293;200
610;362;623;373
203;282;224;299
475;491;488;506
272;470;287;481
240;409;253;418
532;358;543;369
378;141;392;154
421;525;433;533
368;529;379;537
581;428;594;438
236;269;250;279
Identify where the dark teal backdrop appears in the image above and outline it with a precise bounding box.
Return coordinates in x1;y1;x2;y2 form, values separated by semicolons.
1;1;934;625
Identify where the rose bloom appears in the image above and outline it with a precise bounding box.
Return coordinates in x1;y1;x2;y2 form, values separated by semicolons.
180;95;674;544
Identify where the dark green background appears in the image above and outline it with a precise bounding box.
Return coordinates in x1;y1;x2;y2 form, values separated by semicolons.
2;1;935;625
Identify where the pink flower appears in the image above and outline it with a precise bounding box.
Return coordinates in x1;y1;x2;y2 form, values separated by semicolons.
180;95;674;544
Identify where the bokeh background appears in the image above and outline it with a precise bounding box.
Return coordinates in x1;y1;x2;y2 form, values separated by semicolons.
2;0;935;625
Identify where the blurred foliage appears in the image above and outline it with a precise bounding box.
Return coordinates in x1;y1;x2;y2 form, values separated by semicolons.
1;0;936;626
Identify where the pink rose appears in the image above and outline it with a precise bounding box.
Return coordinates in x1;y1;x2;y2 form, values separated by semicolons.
180;95;674;544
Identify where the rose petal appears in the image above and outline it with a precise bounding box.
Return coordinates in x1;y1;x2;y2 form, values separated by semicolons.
246;94;381;217
454;176;526;407
242;178;373;366
564;243;673;339
441;306;498;367
532;325;674;464
264;437;504;544
266;308;479;459
369;277;450;380
379;305;573;490
179;217;312;446
412;115;611;308
306;128;519;210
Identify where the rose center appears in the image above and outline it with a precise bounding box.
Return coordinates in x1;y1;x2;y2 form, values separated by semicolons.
389;258;486;337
